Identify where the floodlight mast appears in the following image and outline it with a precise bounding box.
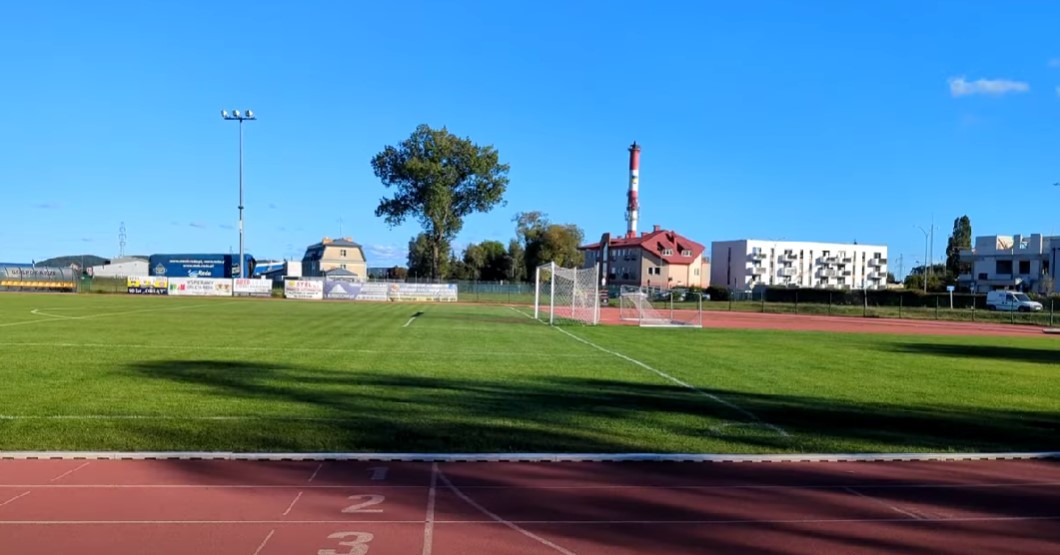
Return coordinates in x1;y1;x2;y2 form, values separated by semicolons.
221;108;256;278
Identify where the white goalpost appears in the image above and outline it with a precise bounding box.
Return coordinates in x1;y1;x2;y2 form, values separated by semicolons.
619;285;703;328
534;262;600;325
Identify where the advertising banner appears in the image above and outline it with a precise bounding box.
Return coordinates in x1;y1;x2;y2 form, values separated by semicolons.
323;281;363;300
233;278;272;297
389;283;458;302
285;279;324;300
127;276;169;295
356;282;391;302
167;277;233;297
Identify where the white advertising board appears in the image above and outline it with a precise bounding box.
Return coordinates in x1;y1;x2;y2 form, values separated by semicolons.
233;278;272;297
389;283;458;302
285;279;324;300
167;277;233;297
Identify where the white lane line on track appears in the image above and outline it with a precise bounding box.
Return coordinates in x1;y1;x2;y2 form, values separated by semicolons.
438;466;577;555
282;491;303;516
0;491;31;508
0;515;1057;525
50;462;90;482
3;481;1057;491
252;529;275;555
843;486;924;520
508;306;788;438
3;451;1059;462
421;462;439;555
307;463;323;483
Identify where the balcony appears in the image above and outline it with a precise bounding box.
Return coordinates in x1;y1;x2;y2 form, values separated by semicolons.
749;265;767;275
778;253;798;263
817;256;838;265
868;271;884;280
840;256;853;264
778;267;797;277
750;251;767;260
817;269;838;278
868;258;887;267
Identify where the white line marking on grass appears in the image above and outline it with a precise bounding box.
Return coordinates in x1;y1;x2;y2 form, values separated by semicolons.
421;462;439;555
1;302;239;329
0;491;31;508
510;307;788;439
308;463;323;482
50;462;89;482
281;491;303;516
844;486;924;520
0;342;607;358
438;466;577;555
29;309;76;319
403;313;422;328
252;529;275;555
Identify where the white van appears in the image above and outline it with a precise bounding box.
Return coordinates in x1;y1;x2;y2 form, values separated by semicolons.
985;290;1043;312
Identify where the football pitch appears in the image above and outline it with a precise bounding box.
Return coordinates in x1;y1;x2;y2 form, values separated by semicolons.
0;294;1057;454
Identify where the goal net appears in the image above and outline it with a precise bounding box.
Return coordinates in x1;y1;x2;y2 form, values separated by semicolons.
534;262;600;325
619;285;703;328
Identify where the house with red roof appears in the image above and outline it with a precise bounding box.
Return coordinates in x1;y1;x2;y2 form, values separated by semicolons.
580;225;710;289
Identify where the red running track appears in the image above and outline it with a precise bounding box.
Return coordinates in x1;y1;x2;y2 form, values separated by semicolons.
1;458;1058;554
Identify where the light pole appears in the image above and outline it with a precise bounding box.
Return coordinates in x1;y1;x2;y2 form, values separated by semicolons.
221;108;256;278
915;225;930;293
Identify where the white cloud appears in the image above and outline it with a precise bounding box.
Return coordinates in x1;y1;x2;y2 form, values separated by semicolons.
948;76;1029;97
367;244;407;261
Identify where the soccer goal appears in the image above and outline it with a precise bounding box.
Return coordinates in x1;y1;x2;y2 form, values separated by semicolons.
534;262;600;325
619;285;703;328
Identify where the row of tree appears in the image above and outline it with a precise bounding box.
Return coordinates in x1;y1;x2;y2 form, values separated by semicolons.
405;211;585;281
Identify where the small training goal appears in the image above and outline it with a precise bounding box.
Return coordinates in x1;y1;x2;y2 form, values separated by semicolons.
619;285;703;328
534;262;600;325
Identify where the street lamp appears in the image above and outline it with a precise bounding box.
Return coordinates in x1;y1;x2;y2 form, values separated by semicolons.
915;225;930;293
221;108;256;278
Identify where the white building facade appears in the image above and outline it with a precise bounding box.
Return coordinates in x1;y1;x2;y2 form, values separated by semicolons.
711;240;889;291
958;234;1057;294
87;257;149;278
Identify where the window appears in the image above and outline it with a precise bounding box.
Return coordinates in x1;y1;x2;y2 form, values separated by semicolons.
1018;260;1031;274
694;268;700;276
681;250;692;256
663;249;674;256
996;260;1013;275
339;249;347;257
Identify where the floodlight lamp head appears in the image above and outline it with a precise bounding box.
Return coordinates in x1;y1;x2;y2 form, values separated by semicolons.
233;109;241;118
221;110;228;118
245;109;254;118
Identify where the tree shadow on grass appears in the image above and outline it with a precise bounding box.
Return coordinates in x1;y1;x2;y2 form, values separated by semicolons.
116;359;1060;454
890;343;1060;365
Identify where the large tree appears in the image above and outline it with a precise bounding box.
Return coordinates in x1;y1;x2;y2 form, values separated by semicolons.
373;124;510;280
462;240;508;281
506;239;526;282
407;233;450;279
945;215;972;280
515;211;585;275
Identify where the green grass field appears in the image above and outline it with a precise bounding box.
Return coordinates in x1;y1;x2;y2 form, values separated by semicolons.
1;294;1058;454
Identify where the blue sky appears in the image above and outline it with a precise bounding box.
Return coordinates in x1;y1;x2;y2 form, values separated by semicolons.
2;1;1059;276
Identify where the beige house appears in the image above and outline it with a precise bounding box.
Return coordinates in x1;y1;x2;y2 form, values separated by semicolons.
580;225;710;289
301;237;368;280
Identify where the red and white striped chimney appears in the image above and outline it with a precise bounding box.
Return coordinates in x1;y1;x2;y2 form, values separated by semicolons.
626;142;640;238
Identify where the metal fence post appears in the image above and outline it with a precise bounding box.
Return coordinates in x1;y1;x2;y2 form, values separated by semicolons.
828;292;832;316
794;291;798;314
899;294;902;319
1051;298;1054;328
935;295;939;320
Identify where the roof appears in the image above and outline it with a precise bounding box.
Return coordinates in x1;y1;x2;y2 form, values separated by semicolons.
310;237;362;249
324;267;360;276
581;227;706;265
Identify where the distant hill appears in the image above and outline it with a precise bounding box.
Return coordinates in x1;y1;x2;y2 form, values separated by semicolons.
37;255;109;269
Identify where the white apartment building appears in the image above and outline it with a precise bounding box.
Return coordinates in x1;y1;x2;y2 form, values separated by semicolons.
958;234;1058;294
711;240;889;290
